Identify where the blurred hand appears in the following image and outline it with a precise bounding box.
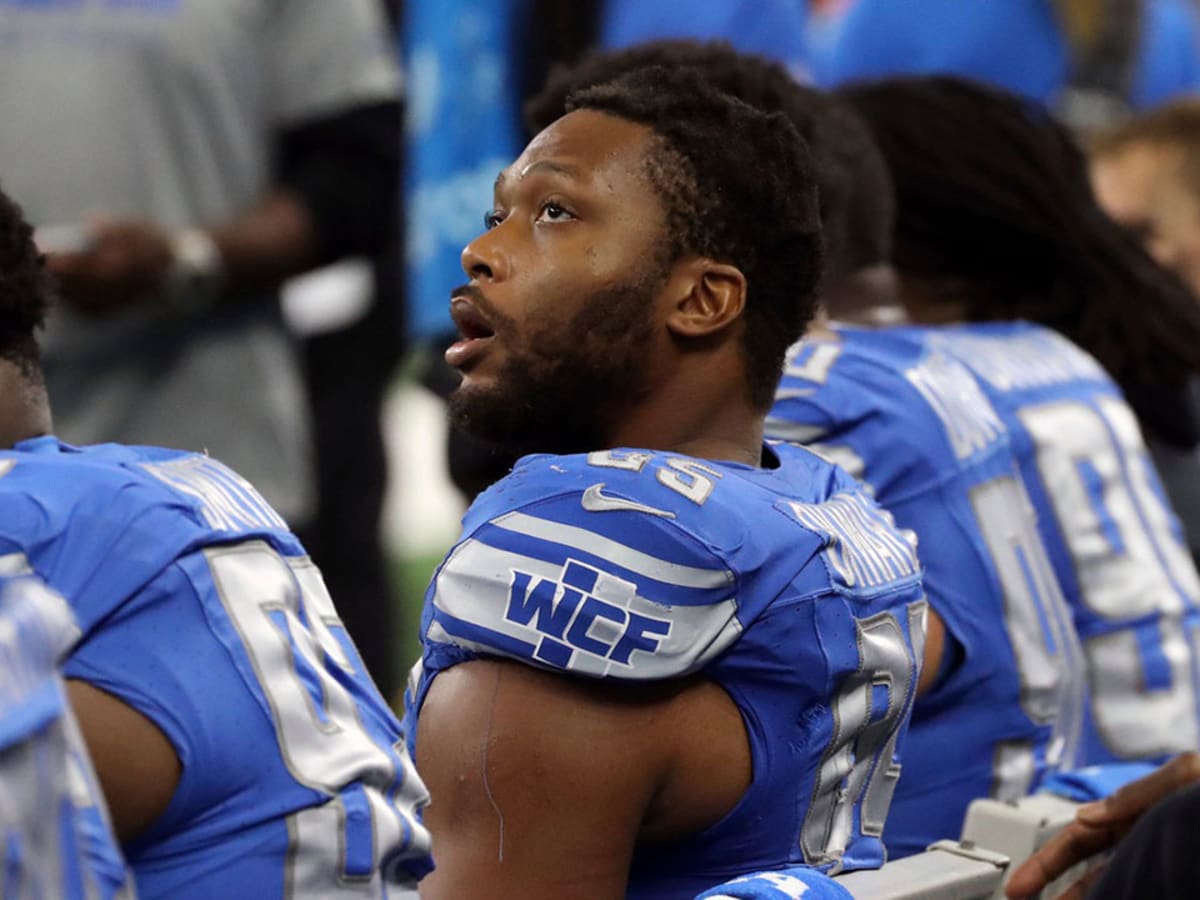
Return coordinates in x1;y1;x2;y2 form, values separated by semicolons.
45;217;173;316
1005;752;1200;899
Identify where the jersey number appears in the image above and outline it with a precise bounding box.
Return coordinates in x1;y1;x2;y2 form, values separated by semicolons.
969;475;1085;795
1019;398;1200;758
207;542;424;893
800;603;923;871
589;451;723;506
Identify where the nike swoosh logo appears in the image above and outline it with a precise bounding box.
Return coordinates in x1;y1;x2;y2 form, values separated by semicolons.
581;483;675;518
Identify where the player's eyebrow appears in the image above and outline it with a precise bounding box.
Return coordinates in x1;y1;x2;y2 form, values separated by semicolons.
494;160;582;193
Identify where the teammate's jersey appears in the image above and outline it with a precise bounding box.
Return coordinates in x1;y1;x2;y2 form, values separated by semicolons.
926;321;1200;765
405;442;927;898
767;326;1085;858
0;573;133;900
0;437;433;899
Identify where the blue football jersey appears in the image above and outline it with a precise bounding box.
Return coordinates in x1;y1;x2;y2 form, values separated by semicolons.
927;321;1200;765
406;442;928;898
768;326;1085;858
0;438;433;899
0;573;133;900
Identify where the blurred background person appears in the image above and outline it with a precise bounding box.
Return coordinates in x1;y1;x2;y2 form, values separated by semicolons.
0;1;400;528
293;0;407;697
845;75;1200;768
1091;99;1200;566
0;0;404;690
1092;99;1200;300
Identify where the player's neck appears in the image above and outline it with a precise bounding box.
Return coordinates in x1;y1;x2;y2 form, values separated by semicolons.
0;361;51;450
822;264;908;327
898;275;970;325
605;367;766;468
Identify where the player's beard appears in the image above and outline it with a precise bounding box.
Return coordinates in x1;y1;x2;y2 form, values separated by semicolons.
449;271;661;458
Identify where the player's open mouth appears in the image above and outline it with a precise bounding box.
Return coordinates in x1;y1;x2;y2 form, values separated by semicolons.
446;297;496;370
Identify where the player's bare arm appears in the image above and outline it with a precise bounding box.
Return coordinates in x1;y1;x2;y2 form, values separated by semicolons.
66;679;181;842
415;660;750;900
917;606;945;696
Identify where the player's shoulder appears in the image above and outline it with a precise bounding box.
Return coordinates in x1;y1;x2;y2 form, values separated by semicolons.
0;438;294;547
422;443;920;683
771;443;923;598
931;321;1113;394
773;327;1011;471
775;329;953;424
0;438;187;511
778;329;922;396
466;446;843;560
428;449;747;681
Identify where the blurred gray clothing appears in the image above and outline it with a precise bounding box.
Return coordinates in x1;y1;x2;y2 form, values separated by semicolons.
0;0;401;523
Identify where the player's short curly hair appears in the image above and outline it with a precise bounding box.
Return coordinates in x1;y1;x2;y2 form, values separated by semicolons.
0;185;51;379
527;40;892;286
566;65;823;410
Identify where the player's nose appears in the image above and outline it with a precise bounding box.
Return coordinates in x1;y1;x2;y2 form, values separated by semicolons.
461;227;510;283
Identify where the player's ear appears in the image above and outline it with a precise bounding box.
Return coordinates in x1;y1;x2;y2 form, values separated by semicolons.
664;259;747;339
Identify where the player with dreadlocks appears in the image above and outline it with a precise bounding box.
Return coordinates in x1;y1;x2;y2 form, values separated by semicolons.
845;76;1200;770
1090;99;1200;563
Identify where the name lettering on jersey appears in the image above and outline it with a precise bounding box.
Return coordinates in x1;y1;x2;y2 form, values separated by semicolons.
932;331;1106;392
905;352;1006;460
504;559;672;669
141;456;287;533
784;493;919;590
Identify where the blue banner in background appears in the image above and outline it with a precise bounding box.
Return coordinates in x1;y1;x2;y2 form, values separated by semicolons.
403;0;530;342
600;0;811;81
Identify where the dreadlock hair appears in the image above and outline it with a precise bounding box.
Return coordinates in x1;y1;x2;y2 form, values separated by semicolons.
566;65;823;411
0;185;51;380
526;39;893;286
1091;97;1200;201
841;76;1200;401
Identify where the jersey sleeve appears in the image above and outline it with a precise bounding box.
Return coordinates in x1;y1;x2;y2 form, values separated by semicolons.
423;461;749;683
265;0;400;126
0;472;205;640
59;560;216;822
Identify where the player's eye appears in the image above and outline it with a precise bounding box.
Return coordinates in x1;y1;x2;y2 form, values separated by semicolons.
536;201;576;224
483;209;505;230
